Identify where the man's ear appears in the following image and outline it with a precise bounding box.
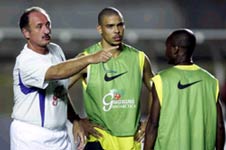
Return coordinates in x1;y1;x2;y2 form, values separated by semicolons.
96;25;102;35
173;46;180;55
22;28;30;39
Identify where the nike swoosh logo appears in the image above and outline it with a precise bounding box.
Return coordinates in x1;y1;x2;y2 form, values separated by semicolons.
177;80;202;89
104;71;128;82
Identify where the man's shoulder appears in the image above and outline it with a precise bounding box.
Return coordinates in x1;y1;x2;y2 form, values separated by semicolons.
157;66;176;76
197;66;218;80
47;42;61;50
122;43;145;56
83;43;101;54
122;43;140;51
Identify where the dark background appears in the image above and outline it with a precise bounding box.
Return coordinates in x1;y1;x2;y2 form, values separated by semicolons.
0;0;226;149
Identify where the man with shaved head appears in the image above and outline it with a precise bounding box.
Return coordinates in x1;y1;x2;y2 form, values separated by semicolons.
69;7;154;150
144;29;225;150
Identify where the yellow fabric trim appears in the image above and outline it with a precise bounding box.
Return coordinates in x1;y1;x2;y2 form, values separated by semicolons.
82;79;87;89
81;63;90;90
83;51;88;55
174;64;200;70
152;75;162;106
82;51;89;90
216;80;219;102
138;51;145;76
88;128;141;150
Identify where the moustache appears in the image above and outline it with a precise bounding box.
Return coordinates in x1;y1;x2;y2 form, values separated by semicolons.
42;34;51;39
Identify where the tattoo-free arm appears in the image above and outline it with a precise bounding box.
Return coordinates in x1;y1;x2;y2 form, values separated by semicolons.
134;55;155;141
143;55;154;91
216;96;225;150
45;47;116;80
67;97;80;123
144;84;160;150
67;94;87;149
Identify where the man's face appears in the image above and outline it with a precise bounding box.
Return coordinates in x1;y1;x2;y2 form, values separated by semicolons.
24;11;51;50
98;14;125;47
165;41;176;64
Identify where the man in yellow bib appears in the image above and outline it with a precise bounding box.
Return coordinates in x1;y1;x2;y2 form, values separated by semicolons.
69;7;154;150
144;29;225;150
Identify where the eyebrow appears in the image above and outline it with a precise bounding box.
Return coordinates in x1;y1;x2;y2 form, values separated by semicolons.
104;21;124;26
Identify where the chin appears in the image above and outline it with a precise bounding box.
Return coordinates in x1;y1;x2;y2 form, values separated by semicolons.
40;43;49;48
43;41;51;45
112;42;122;46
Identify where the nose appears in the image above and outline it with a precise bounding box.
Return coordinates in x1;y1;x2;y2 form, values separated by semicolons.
114;26;119;33
44;25;51;34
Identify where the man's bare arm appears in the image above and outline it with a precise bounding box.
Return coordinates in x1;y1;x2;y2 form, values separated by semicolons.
143;55;154;90
134;55;154;141
144;84;160;150
45;46;117;80
216;96;225;150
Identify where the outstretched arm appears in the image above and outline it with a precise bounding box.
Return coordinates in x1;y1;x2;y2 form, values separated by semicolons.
68;53;87;89
144;84;160;150
45;46;117;80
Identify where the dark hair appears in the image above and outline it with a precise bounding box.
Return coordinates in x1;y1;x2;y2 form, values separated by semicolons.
19;7;49;30
98;7;123;25
166;29;196;56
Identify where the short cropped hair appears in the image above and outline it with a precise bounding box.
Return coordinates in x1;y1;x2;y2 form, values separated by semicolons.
166;29;196;56
98;7;123;25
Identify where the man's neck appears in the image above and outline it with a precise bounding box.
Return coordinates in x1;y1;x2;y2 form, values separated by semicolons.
100;42;122;58
27;43;49;55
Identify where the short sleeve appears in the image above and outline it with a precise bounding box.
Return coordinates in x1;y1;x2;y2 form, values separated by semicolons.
18;53;51;89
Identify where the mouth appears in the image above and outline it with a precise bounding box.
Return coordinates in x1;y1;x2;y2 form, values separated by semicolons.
113;35;122;41
43;35;51;41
